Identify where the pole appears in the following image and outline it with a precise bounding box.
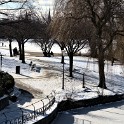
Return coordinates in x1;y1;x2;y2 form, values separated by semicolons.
62;55;64;89
0;54;3;70
82;73;85;88
32;104;35;119
3;113;7;123
41;100;44;115
20;108;23;123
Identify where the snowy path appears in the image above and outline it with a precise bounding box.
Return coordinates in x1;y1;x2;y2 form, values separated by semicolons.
52;100;124;124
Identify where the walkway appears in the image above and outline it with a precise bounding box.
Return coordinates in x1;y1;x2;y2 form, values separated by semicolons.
52;100;124;124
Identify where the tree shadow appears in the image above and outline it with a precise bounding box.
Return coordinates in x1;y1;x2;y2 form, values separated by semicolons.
52;112;74;124
0;86;35;123
19;73;33;78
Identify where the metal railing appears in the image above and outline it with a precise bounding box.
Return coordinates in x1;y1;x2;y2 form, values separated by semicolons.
74;118;91;124
1;92;55;124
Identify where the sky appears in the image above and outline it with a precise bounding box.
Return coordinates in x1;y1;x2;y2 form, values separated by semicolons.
0;0;55;19
38;0;54;6
33;0;54;14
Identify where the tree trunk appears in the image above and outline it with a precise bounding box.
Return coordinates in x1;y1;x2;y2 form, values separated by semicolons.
8;39;13;57
21;42;25;63
95;29;107;89
61;47;64;63
98;46;107;89
69;52;73;77
89;41;97;58
107;44;113;60
18;41;22;60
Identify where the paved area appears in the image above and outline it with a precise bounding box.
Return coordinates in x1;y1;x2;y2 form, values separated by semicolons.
52;100;124;124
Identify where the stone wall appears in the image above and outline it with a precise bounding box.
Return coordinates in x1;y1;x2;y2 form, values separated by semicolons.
58;94;124;111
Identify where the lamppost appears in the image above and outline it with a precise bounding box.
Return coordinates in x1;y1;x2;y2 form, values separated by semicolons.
0;52;3;71
82;73;85;88
62;49;66;90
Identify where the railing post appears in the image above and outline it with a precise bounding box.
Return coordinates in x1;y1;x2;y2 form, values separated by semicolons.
83;119;84;124
47;95;50;103
82;73;85;88
47;95;51;108
3;113;7;124
52;90;56;98
20;108;23;124
41;100;44;115
50;93;53;98
32;104;35;119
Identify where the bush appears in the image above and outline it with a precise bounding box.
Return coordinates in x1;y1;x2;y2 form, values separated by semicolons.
0;71;15;94
9;95;17;102
0;86;4;97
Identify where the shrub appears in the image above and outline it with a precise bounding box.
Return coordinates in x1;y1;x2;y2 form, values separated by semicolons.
0;71;15;94
0;86;4;97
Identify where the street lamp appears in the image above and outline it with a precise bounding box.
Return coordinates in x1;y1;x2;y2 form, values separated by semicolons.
62;49;66;90
0;52;3;71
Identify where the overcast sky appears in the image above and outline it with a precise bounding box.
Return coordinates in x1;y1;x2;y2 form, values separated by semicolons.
0;0;55;18
34;0;54;10
0;0;54;10
38;0;54;5
32;0;54;14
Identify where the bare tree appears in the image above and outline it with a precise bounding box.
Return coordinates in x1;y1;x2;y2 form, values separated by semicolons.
1;25;14;57
0;0;31;58
4;11;40;63
86;0;124;88
113;36;124;63
51;0;124;88
33;10;54;57
51;3;88;77
16;11;40;63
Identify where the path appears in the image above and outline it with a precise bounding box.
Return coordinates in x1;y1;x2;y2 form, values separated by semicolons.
52;100;124;124
15;79;44;98
10;50;60;96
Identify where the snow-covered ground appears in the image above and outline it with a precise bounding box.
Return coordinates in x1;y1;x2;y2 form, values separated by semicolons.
0;42;124;124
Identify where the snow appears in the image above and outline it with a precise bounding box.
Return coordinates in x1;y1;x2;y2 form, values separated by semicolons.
0;42;124;124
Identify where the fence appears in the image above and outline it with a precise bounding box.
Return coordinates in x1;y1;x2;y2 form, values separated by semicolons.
1;92;55;124
74;118;91;124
